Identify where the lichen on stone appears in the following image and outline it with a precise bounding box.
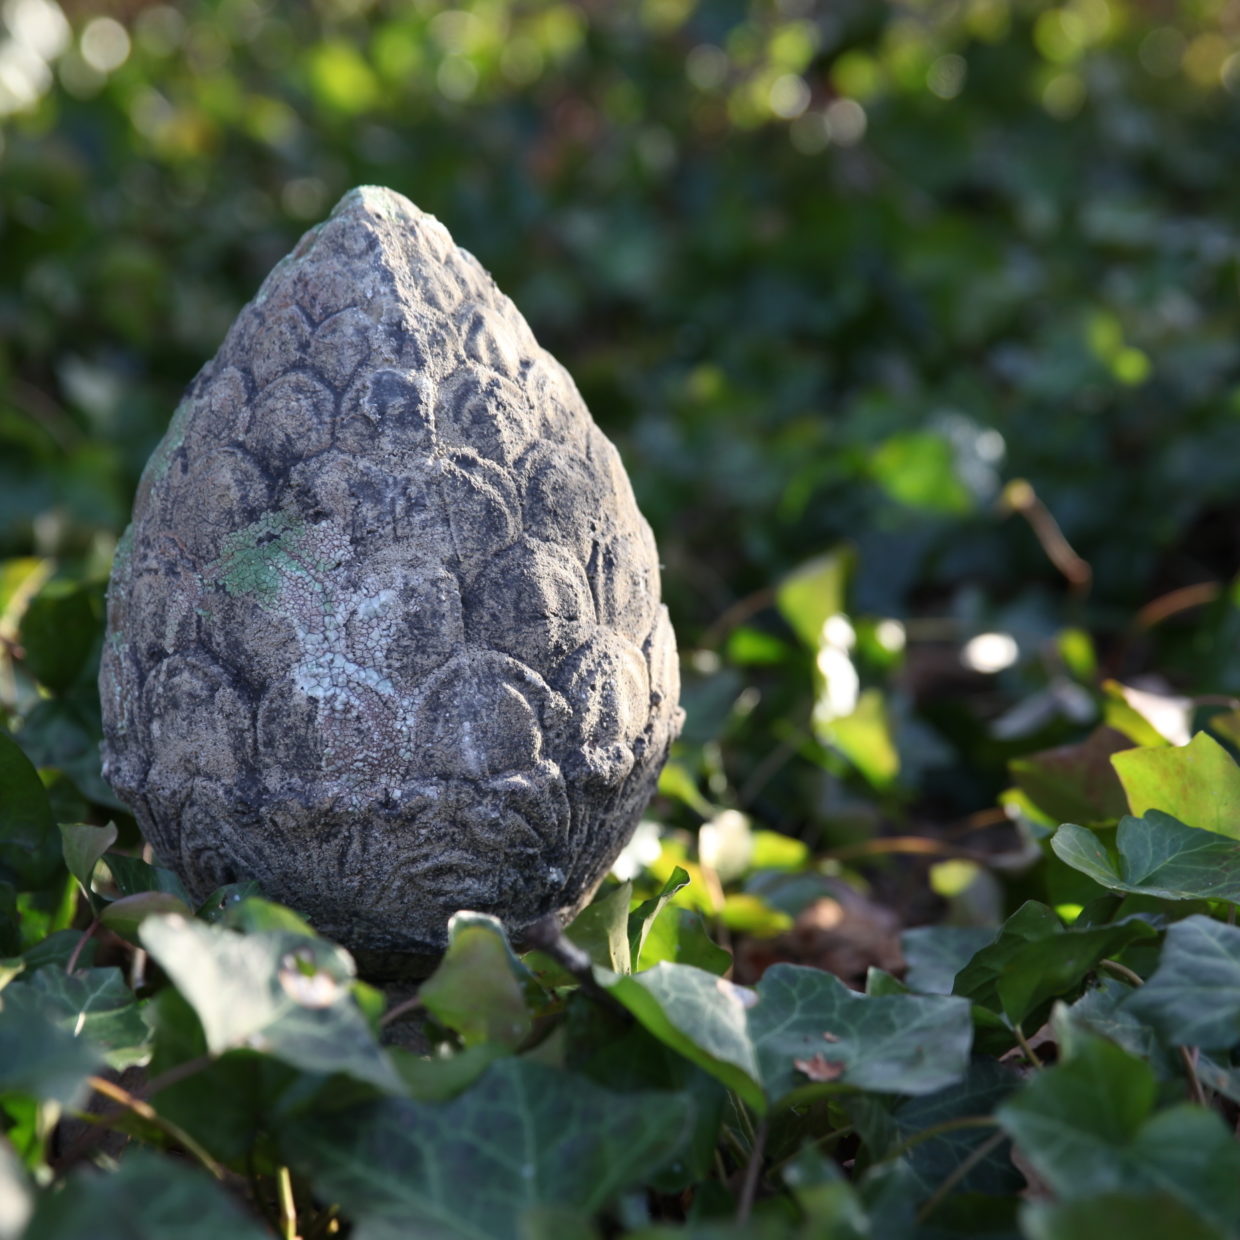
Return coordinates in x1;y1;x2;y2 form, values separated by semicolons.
99;185;682;967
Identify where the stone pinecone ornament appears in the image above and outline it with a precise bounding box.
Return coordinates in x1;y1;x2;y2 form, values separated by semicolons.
100;186;682;969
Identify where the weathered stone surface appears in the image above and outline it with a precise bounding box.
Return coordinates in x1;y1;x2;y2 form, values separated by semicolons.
99;186;682;967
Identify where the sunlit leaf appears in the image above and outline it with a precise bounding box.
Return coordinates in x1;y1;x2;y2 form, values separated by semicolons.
776;547;853;650
823;688;900;790
627;866;688;966
1111;732;1240;838
139;914;402;1091
1009;726;1130;825
420;912;535;1048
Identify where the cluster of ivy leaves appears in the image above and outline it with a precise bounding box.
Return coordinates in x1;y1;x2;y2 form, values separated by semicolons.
3;683;1240;1238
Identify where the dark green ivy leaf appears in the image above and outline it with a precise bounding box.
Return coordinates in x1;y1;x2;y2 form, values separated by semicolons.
0;734;62;891
1051;814;1240;903
0;999;100;1107
997;1032;1240;1234
900;925;995;995
1021;1192;1229;1240
1123;915;1240;1050
1;966;150;1070
952;900;1157;1027
750;964;973;1102
25;1148;269;1240
59;823;117;907
282;1058;695;1240
600;963;763;1111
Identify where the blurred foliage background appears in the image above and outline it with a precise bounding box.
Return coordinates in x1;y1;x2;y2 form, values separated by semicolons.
3;0;1240;914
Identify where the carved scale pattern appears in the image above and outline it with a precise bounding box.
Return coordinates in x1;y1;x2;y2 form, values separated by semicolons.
99;187;682;961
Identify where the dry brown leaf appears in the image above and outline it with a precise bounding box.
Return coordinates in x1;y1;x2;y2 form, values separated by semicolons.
794;1053;845;1082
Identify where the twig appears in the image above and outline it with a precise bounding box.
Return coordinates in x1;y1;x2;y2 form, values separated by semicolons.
736;1117;768;1224
916;1130;1009;1223
379;992;424;1029
1012;1024;1043;1069
1098;958;1144;988
880;1115;998;1163
1002;479;1091;594
1136;582;1220;629
1180;1047;1207;1107
277;1165;298;1240
66;918;100;975
701;585;778;650
138;1053;215;1101
521;913;628;1016
86;1074;226;1181
819;837;997;865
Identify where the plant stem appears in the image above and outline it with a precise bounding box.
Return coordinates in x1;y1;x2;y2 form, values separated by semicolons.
87;1074;226;1181
1180;1046;1207;1107
379;992;424;1029
736;1117;768;1224
880;1115;999;1163
1012;1024;1043;1069
277;1165;298;1240
916;1130;1009;1223
65;918;99;975
1098;958;1144;988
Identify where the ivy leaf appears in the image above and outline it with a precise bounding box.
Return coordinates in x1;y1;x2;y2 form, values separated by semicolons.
1062;977;1164;1066
900;925;995;995
997;1033;1240;1233
567;883;633;972
884;1060;1024;1199
282;1058;694;1240
139;913;402;1092
100;892;194;942
1051;815;1240;903
0;734;62;890
0;1001;99;1106
25;1148;270;1240
1123;915;1240;1050
18;579;102;695
777;548;852;650
101;852;191;903
635;904;731;975
952;900;1157;1027
1111;732;1240;839
1;966;150;1070
1021;1193;1229;1240
1010;726;1131;825
600;963;764;1111
627;866;689;966
420;912;534;1049
59;823;118;906
750;965;972;1101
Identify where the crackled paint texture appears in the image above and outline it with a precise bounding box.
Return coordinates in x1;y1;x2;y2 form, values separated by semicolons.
100;186;682;966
